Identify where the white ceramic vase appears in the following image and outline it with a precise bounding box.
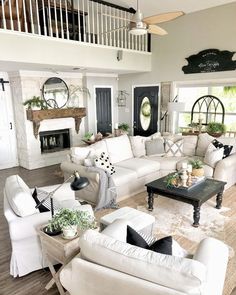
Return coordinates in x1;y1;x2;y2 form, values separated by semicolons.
62;225;77;239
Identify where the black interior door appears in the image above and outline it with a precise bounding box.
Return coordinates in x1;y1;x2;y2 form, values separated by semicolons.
133;86;159;136
96;87;112;135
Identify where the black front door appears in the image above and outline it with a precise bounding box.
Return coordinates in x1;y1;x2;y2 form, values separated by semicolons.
96;87;112;135
133;86;159;136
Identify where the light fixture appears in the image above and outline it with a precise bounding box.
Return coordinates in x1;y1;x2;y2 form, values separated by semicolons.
35;171;89;217
129;21;147;36
117;90;128;107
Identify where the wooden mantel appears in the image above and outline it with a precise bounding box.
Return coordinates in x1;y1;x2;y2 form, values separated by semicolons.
26;108;86;138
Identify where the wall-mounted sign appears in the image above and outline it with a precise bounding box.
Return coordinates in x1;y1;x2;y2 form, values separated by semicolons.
182;49;236;74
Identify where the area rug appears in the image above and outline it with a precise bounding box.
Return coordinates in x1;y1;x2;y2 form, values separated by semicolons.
137;197;234;257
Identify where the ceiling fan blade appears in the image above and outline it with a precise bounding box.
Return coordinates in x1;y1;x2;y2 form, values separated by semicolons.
143;11;184;25
147;25;167;36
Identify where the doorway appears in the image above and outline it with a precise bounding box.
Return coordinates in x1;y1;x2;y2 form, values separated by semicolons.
95;87;112;135
133;86;159;136
0;75;18;169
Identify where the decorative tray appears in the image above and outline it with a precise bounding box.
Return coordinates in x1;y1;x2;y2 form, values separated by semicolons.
169;176;206;191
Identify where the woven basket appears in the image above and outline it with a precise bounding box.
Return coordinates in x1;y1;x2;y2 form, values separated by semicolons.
192;168;204;177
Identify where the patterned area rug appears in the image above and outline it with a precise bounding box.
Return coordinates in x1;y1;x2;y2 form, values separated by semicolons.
137;197;234;257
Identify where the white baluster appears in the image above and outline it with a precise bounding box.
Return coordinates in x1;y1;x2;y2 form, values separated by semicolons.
91;0;95;44
59;0;64;39
96;2;100;44
82;0;86;42
64;0;69;39
53;0;58;38
15;0;21;31
87;0;91;43
105;5;108;45
47;0;53;36
29;0;34;34
22;0;28;32
41;0;47;36
35;0;41;34
100;3;103;45
77;0;81;42
8;0;13;30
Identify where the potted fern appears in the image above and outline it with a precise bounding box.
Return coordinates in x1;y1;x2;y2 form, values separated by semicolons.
46;208;96;239
189;159;204;177
206;122;226;137
118;123;130;135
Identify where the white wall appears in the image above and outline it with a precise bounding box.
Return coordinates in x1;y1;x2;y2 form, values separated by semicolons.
118;2;236;128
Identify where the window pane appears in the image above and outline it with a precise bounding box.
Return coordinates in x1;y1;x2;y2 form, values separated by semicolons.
211;86;236;113
178;87;208;111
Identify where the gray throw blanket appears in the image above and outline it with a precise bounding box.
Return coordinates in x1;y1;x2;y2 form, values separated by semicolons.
86;167;118;211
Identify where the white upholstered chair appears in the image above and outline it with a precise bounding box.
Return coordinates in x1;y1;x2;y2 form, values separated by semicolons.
3;174;93;277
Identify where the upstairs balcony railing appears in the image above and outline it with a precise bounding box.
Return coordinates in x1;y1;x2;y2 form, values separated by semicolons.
0;0;150;52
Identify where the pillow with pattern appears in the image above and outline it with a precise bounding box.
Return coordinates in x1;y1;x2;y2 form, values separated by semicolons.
94;152;116;176
165;139;184;157
212;139;233;159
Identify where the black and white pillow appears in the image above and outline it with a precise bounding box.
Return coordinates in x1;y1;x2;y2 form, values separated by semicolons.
127;225;188;257
32;188;60;213
212;139;233;159
94;152;116;176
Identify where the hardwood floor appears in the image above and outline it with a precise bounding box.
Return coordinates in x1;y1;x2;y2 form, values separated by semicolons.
0;165;236;295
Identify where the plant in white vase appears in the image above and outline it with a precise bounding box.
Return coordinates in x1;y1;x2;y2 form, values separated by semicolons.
47;208;96;239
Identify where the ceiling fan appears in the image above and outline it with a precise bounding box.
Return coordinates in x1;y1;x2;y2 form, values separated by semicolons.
105;0;184;36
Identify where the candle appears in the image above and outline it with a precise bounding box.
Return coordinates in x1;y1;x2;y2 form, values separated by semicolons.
187;164;192;173
115;123;119;129
199;112;203;120
182;162;187;169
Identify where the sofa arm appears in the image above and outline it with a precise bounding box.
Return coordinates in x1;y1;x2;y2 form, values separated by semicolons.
8;211;51;241
61;161;100;182
214;152;236;188
193;237;228;295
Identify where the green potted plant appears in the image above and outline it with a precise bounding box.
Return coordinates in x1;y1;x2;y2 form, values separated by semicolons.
118;123;130;134
165;172;179;188
46;208;96;239
23;96;48;110
188;159;204;177
206;122;226;137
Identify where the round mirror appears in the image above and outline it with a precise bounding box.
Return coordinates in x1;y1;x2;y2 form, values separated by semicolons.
42;77;69;109
140;97;151;131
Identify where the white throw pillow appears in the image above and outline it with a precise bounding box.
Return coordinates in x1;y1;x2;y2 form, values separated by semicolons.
129;136;148;157
94;152;115;176
5;175;39;217
204;143;224;168
165;139;184;157
145;138;165;156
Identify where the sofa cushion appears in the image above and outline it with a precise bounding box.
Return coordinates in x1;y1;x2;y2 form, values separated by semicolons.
115;158;160;178
196;133;215;157
71;146;94;164
5;175;39;217
105;135;133;164
148;156;187;170
79;230;206;294
165;139;184;157
204;144;224;168
145;138;165;156
129;136;148;157
111;166;137;187
183;135;198;156
90;140;108;157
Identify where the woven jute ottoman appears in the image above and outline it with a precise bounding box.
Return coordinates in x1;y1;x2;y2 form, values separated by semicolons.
100;206;155;235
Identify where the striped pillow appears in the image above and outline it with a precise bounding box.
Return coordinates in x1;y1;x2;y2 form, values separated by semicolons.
165;139;184;157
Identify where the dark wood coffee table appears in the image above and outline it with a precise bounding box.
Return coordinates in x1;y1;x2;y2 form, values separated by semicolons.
145;177;226;227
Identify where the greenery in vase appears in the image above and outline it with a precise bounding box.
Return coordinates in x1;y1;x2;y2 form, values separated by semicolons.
206;122;226;134
23;96;48;110
83;132;94;141
188;159;203;169
165;172;179;188
47;208;96;232
118;123;130;132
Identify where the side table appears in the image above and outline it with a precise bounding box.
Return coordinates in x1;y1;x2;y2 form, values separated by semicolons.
38;227;81;295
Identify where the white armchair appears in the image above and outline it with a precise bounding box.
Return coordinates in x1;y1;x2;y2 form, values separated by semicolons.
4;175;94;277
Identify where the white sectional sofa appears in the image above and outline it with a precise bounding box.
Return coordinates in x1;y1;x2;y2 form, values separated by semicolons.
60;133;236;205
60;219;229;295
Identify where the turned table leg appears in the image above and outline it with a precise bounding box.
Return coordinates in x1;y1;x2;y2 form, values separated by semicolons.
148;191;154;211
193;204;201;227
216;189;223;209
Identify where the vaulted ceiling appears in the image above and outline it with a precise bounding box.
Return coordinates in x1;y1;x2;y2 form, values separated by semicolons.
108;0;236;18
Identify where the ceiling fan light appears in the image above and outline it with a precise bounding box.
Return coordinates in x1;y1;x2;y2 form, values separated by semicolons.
129;28;147;35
